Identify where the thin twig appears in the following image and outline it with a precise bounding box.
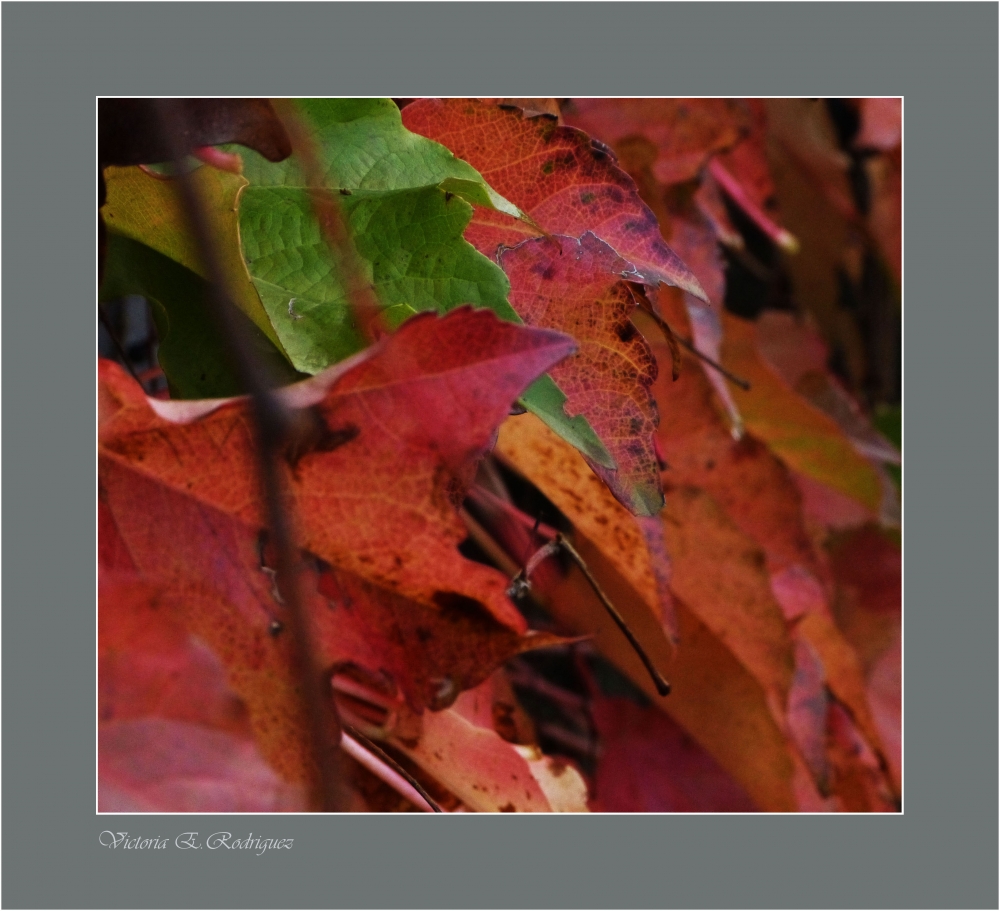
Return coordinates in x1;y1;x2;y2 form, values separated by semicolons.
638;302;751;392
675;334;751;391
270;99;386;345
342;725;443;813
153;99;345;811
510;535;671;697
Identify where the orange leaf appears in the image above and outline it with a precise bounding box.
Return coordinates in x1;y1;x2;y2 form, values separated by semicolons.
496;412;675;641
390;678;589;812
499;233;663;515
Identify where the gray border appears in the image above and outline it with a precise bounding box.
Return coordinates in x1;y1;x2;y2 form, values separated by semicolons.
3;2;996;908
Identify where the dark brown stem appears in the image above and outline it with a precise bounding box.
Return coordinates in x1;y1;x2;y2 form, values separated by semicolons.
511;535;671;697
640;303;751;392
153;99;345;811
343;724;443;813
675;334;751;391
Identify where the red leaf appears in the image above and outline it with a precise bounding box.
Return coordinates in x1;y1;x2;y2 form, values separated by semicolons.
564;98;749;188
853;98;902;153
589;693;757;812
99;575;306;812
648;297;822;580
100;308;574;630
711;100;797;251
99;308;577;786
401;98;705;300
499;233;663;515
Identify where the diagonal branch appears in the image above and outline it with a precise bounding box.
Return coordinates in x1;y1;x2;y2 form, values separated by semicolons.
509;534;671;697
151;99;346;811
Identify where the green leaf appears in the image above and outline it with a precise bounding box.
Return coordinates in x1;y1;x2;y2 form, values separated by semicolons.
874;404;902;492
239;98;530;219
235;98;612;467
517;375;615;470
100;233;301;399
239;184;520;373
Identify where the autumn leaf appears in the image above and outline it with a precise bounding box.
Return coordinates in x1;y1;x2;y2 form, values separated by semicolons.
498;233;663;515
756;312;900;466
491;415;797;811
571;105;745;435
563;98;749;189
100;308;579;786
710;98;798;252
495;413;676;642
99;574;307;812
400;97;706;300
388;675;590;812
721;312;883;513
587;687;758;812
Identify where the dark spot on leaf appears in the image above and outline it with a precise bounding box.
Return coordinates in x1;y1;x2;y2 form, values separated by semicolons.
416;626;432;643
444;191;454;202
705;459;715;470
283;408;360;467
580;192;595;205
269;620;283;638
615;321;638;343
499;803;516;812
492;702;519;742
432;590;488;617
542;161;555;175
339;188;352;196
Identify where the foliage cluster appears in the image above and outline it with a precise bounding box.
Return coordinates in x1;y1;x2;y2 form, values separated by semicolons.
98;97;901;812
